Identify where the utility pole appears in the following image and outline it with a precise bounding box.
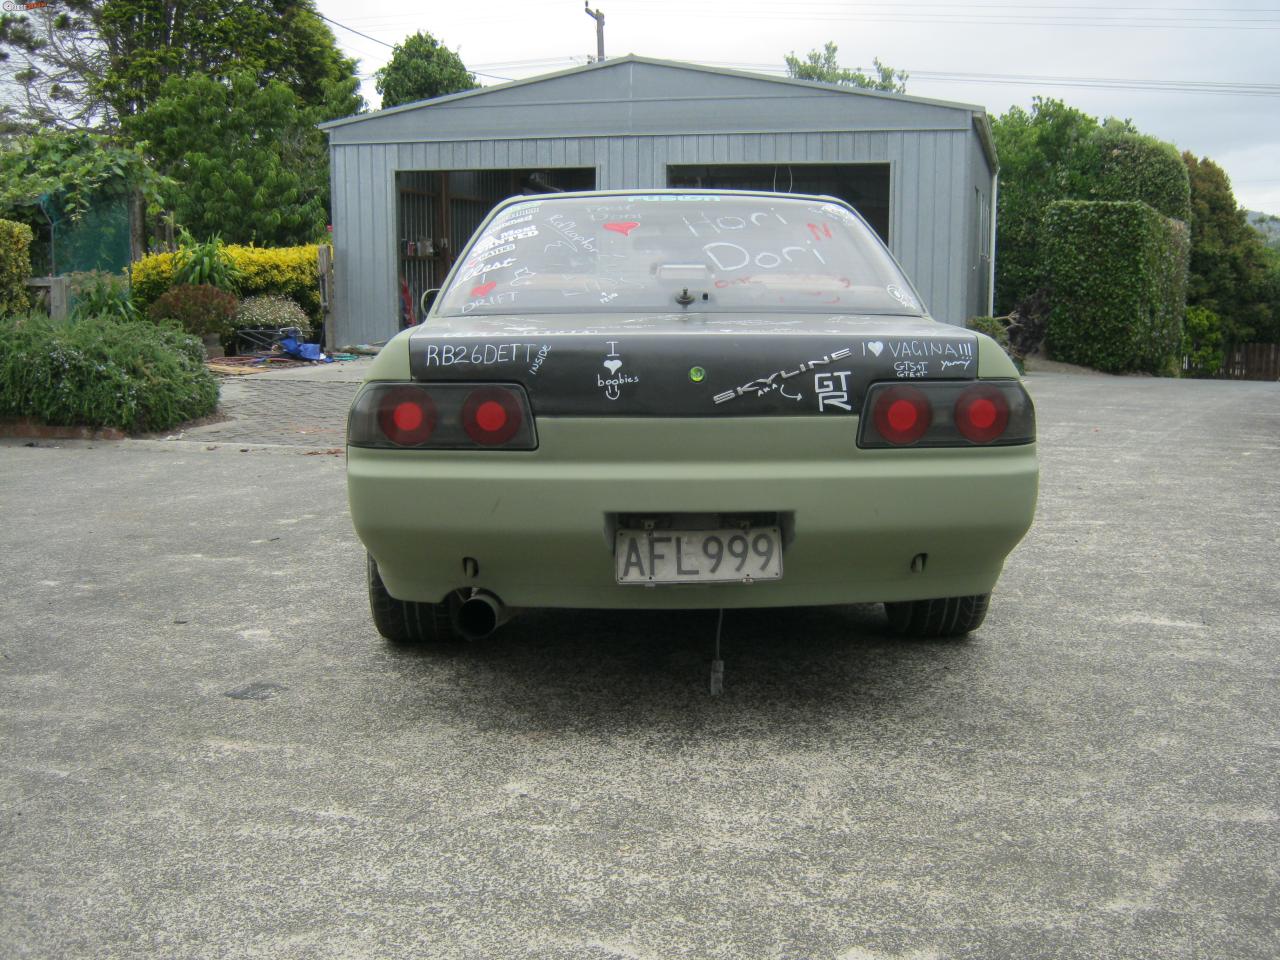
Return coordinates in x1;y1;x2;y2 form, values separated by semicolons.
584;2;605;62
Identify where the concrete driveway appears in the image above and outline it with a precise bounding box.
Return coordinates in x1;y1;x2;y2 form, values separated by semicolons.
1;371;1277;959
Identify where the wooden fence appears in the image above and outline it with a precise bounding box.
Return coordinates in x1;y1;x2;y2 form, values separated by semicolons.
1222;343;1280;381
25;277;70;322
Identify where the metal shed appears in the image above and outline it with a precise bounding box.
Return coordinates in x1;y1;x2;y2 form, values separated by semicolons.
320;55;998;347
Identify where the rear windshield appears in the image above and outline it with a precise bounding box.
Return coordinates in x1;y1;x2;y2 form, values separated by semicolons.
436;194;924;317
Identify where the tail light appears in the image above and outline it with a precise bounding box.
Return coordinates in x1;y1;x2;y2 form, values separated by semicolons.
348;383;537;450
859;380;1034;448
954;385;1010;444
871;385;932;445
461;387;524;446
376;387;438;445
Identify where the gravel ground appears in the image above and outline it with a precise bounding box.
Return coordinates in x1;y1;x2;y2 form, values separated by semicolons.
1;371;1277;960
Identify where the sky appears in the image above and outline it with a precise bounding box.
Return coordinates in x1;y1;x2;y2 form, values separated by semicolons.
313;0;1280;216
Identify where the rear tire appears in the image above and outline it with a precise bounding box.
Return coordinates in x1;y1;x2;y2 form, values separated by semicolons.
884;593;990;638
366;554;459;644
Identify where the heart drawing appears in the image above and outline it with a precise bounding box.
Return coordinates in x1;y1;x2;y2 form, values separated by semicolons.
603;359;623;375
867;340;884;357
603;222;639;237
470;281;497;298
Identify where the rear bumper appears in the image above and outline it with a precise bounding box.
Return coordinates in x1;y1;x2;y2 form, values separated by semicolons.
348;417;1038;609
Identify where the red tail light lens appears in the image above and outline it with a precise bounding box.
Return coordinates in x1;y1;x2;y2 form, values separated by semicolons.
377;387;437;445
954;385;1010;443
872;385;932;445
462;388;523;445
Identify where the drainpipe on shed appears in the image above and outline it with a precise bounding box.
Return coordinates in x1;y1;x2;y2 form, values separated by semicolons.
988;171;999;318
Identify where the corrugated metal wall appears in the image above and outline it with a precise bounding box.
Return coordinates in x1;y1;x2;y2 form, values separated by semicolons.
330;128;983;347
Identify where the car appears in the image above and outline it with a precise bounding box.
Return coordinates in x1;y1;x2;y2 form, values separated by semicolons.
347;189;1037;645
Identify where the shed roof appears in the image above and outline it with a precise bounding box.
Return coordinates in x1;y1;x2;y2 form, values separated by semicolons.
321;55;997;168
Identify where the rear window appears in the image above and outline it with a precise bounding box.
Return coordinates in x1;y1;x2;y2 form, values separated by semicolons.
436;194;924;317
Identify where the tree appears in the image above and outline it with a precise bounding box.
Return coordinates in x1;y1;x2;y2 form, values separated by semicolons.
990;98;1100;315
784;42;907;93
0;1;109;131
0;129;170;272
129;71;330;247
1184;154;1276;345
98;0;360;120
374;31;477;109
0;0;360;132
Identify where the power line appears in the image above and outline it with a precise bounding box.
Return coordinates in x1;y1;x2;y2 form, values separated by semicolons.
462;55;1280;99
605;0;1280;28
316;12;514;81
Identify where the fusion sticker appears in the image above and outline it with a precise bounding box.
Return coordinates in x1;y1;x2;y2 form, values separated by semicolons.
625;195;722;202
814;371;853;412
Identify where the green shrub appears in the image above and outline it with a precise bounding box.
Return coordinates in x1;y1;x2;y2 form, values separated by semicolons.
132;243;322;321
969;316;1011;352
1045;200;1189;374
232;294;312;336
148;284;239;337
968;315;1026;372
129;250;179;307
0;313;218;432
69;271;140;322
0;218;33;315
1182;305;1225;377
171;232;243;292
1081;126;1192;222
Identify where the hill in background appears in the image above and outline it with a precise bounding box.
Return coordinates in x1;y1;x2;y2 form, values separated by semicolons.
1246;209;1280;249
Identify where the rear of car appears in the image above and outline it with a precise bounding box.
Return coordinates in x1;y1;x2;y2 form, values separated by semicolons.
347;191;1037;640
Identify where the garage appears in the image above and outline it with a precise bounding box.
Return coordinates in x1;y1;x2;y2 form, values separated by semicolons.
321;55;998;347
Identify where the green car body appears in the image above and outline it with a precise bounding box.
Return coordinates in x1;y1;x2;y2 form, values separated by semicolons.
347;190;1038;639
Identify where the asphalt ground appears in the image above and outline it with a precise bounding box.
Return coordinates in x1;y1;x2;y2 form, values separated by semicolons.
1;371;1277;959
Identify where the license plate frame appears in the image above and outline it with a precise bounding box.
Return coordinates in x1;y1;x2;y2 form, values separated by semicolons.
615;526;784;585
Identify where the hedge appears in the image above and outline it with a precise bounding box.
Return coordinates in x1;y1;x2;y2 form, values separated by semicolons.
1082;127;1192;223
0;218;33;315
1045;200;1189;374
132;243;322;321
0;313;218;432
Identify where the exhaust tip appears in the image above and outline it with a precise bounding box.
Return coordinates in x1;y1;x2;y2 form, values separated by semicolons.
452;590;507;640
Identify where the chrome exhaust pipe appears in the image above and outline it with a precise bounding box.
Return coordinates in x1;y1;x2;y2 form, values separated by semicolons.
451;589;509;640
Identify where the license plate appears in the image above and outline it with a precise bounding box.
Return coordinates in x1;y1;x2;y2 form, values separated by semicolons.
615;527;783;585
